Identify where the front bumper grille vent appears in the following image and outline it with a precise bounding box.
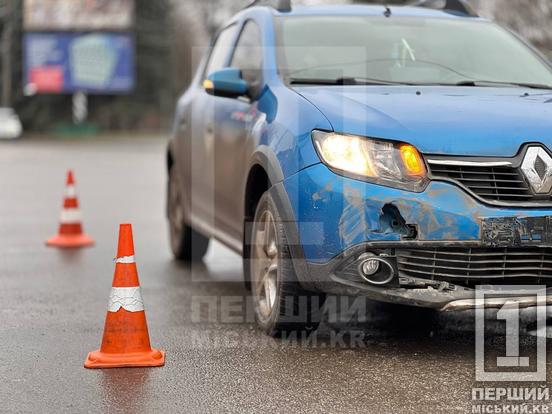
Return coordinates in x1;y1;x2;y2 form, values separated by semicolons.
397;247;552;287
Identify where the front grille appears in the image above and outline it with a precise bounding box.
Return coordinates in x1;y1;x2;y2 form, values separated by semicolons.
428;163;533;203
397;247;552;287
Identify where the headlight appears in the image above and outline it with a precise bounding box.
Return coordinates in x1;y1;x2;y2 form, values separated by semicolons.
312;130;428;191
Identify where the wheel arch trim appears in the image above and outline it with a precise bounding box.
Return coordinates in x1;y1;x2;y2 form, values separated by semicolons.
246;146;285;186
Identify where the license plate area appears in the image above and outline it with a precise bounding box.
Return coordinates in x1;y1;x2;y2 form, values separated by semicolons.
482;216;552;247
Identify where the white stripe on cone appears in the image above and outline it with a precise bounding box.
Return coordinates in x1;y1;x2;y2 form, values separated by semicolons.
115;255;135;264
60;208;82;224
107;287;144;313
65;185;76;198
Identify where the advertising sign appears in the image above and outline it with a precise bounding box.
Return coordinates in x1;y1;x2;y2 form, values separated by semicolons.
24;0;134;31
24;33;135;94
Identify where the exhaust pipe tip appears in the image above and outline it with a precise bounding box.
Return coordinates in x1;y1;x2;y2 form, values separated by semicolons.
357;253;395;285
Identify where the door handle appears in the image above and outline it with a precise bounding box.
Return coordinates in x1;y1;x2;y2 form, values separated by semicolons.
205;124;215;153
179;119;187;133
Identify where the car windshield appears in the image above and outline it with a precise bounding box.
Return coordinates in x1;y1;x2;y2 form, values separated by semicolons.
276;15;552;87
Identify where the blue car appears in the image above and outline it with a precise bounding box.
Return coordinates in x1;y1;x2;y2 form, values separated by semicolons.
167;0;552;335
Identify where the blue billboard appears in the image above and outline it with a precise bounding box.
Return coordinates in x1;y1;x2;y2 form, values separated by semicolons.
24;32;135;94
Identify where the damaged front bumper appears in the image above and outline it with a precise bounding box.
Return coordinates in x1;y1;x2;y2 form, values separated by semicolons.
305;242;552;311
282;164;552;309
329;277;552;312
284;163;552;262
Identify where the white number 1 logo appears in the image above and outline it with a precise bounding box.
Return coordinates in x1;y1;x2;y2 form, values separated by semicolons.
475;286;546;382
496;302;529;368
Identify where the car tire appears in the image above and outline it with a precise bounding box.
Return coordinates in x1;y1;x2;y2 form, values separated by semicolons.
168;166;210;261
248;191;325;337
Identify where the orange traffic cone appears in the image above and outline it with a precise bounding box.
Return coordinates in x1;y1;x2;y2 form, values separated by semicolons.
46;170;94;248
84;224;165;369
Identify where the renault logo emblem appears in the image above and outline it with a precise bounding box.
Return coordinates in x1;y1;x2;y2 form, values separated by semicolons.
521;147;552;194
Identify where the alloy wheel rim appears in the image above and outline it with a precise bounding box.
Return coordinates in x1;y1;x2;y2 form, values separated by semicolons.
252;209;279;320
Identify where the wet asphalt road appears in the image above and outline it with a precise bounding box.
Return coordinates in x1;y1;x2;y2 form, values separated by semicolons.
0;135;550;413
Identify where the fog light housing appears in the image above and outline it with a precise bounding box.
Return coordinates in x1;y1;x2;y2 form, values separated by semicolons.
360;259;380;276
357;254;395;285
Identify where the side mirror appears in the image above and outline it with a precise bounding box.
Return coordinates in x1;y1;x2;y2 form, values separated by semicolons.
203;68;249;98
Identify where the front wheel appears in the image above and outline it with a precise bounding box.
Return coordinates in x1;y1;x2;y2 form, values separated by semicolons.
167;166;210;261
248;191;325;336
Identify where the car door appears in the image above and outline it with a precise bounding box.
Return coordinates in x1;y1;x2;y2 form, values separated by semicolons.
185;24;239;235
212;20;264;242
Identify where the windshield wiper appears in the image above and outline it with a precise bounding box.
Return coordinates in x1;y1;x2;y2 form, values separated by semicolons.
454;80;552;90
289;77;552;90
288;77;409;86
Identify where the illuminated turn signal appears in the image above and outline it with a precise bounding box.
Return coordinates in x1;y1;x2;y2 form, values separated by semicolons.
399;144;426;176
203;79;214;90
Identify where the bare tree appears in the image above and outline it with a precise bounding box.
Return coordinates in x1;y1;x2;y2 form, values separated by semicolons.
1;0;15;107
473;0;552;57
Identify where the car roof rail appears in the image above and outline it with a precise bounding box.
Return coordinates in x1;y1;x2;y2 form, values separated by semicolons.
245;0;292;13
409;0;478;17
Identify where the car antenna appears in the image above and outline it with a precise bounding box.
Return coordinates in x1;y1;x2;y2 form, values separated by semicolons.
244;0;292;12
384;4;392;17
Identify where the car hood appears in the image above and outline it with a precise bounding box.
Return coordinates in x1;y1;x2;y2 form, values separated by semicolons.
294;85;552;156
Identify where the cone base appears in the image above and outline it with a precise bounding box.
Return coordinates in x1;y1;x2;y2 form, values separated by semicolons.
84;348;165;369
46;234;94;248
